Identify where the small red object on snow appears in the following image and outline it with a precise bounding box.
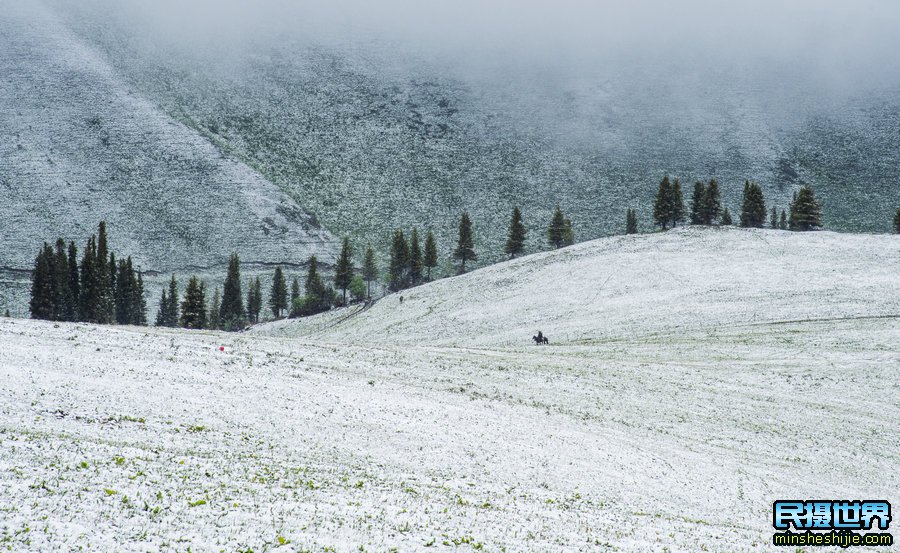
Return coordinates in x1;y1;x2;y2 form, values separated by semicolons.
219;346;225;352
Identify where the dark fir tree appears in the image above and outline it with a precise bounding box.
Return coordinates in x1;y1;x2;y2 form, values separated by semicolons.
388;230;409;291
167;274;179;326
208;287;221;330
670;179;685;227
771;206;778;229
30;243;55;320
654;177;674;230
626;208;638;235
53;239;72;321
363;246;378;298
95;222;113;323
290;277;300;306
740;181;766;228
67;241;80;321
219;253;246;330
154;290;168;327
335;237;355;303
115;258;132;325
79;235;101;323
246;277;263;324
702;179;721;225
720;207;733;226
779;210;788;230
789;185;822;231
269;266;288;318
133;265;147;325
423;231;438;280
453;212;477;273
409;229;423;285
505;207;527;258
690;181;706;225
894;208;900;234
295;255;331;316
548;205;568;246
179;276;207;329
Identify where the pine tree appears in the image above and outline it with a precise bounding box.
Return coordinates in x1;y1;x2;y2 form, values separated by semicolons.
299;255;330;316
349;275;367;303
95;222;113;323
771;206;778;229
269;266;288;318
53;239;71;321
334;237;355;304
893;208;900;234
29;243;55;320
548;205;568;246
423;232;438;280
208;288;221;330
505;207;527;258
363;247;378;298
79;235;100;323
789;185;822;231
67;241;80;321
132;263;147;325
779;210;787;230
453;212;477;273
408;229;423;285
179;276;207;329
654;177;673;230
115;258;132;325
702;179;721;225
626;208;638;234
670;179;685;227
219;253;246;330
690;181;706;225
246;277;262;324
389;230;409;291
166;275;179;326
721;207;733;226
290;277;300;305
740;181;766;228
155;290;167;327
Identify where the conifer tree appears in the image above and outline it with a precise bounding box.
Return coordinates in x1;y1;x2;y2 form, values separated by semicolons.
115;258;132;325
363;247;378;298
654;177;674;229
670;179;685;227
132;263;147;325
54;239;72;321
30;243;55;320
702;179;721;225
548;205;568;246
771;206;778;229
299;255;330;315
453;212;477;273
67;241;80;321
423;232;438;280
180;276;207;329
290;277;300;305
79;235;100;323
166;274;179;326
95;222;113;323
779;210;788;230
389;230;409;291
269;266;288;318
247;277;262;324
155;290;168;327
505;207;527;258
721;207;733;226
740;181;766;228
893;208;900;234
349;275;367;303
690;181;706;225
208;288;221;330
334;237;355;303
219;253;246;330
409;229;423;285
626;208;638;234
789;185;822;231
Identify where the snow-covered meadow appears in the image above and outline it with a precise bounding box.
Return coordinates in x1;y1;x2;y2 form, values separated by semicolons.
1;228;898;552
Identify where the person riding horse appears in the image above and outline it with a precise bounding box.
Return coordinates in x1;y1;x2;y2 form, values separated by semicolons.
532;331;549;345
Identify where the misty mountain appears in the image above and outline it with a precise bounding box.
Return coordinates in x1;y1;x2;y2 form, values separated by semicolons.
3;0;899;283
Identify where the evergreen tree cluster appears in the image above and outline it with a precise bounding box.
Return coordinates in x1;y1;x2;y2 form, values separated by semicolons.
739;181;767;228
688;179;721;226
653;176;685;229
389;228;439;289
30;222;146;325
788;185;823;231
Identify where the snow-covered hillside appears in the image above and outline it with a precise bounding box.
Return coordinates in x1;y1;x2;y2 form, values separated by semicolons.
1;228;897;551
0;0;337;273
256;227;900;346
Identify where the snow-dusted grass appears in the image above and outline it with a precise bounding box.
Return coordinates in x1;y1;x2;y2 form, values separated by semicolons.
1;228;898;551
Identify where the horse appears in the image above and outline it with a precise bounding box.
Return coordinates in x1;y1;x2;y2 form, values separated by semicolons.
532;335;549;345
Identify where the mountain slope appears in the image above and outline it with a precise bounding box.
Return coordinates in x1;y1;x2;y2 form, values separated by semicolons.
256;227;900;346
0;0;337;275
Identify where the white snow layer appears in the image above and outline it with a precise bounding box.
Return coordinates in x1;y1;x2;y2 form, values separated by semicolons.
1;227;898;552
